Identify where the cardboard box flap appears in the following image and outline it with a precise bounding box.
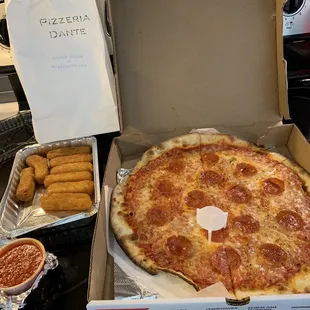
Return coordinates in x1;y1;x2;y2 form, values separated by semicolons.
109;0;288;133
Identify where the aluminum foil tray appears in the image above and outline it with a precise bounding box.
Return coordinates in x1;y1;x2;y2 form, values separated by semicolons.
0;136;100;238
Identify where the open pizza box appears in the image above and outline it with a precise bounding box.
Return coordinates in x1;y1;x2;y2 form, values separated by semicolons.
88;0;310;309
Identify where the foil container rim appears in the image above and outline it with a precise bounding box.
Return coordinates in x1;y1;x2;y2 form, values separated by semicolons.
19;136;97;152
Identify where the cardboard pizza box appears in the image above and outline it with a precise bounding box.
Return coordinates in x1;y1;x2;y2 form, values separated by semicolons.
88;0;310;309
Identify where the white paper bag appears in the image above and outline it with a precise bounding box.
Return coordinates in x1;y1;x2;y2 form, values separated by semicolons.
6;0;120;143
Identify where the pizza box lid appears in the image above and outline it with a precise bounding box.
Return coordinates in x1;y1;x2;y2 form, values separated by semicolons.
108;0;288;134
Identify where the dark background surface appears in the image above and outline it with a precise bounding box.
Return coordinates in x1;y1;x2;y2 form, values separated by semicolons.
284;36;310;141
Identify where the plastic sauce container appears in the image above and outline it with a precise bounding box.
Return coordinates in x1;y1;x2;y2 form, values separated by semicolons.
0;238;46;295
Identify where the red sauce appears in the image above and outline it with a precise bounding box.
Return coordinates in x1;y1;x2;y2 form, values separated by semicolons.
0;243;43;288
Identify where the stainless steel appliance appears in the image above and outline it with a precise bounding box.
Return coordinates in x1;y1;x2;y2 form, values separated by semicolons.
283;0;310;37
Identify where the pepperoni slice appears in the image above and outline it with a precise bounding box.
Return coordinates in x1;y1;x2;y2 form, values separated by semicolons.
202;228;228;243
236;163;257;177
147;207;170;226
228;185;252;203
201;170;224;185
260;243;287;264
234;215;260;233
276;210;304;231
156;180;176;196
165;235;192;257
185;190;213;209
263;178;285;195
211;247;241;274
167;160;184;173
202;153;219;164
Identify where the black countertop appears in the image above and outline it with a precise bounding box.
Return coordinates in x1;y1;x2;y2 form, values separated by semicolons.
284;36;310;141
0;131;119;310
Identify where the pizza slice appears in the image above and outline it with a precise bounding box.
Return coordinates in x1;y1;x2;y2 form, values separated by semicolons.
199;133;310;297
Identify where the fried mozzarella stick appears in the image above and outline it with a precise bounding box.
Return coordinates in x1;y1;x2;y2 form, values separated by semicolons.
26;155;49;184
49;154;92;168
40;193;92;211
48;180;94;195
44;171;92;187
47;146;91;159
50;162;93;174
16;167;36;202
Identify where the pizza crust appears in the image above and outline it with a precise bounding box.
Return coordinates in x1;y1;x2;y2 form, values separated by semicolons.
131;133;201;175
234;288;293;299
110;179;133;238
290;268;310;293
279;158;310;190
157;267;200;291
200;133;260;151
111;180;159;275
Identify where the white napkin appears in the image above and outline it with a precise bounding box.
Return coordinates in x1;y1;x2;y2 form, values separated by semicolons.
6;0;120;143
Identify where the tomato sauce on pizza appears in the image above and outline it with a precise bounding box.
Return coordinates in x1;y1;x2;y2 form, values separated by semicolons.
111;133;310;298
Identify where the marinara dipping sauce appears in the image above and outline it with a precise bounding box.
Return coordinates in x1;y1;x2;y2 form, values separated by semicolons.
0;238;45;295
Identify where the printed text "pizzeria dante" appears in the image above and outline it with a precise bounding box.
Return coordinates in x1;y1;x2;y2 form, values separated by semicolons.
39;15;90;39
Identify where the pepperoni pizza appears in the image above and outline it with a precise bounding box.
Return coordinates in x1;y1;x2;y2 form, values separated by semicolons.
111;133;310;298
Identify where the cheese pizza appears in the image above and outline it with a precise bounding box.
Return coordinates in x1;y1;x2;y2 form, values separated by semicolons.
111;133;310;298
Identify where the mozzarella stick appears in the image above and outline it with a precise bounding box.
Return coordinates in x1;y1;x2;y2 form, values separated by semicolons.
49;154;92;168
16;167;36;202
44;171;92;187
47;146;91;159
26;155;49;184
40;193;92;211
50;162;93;174
48;180;94;195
